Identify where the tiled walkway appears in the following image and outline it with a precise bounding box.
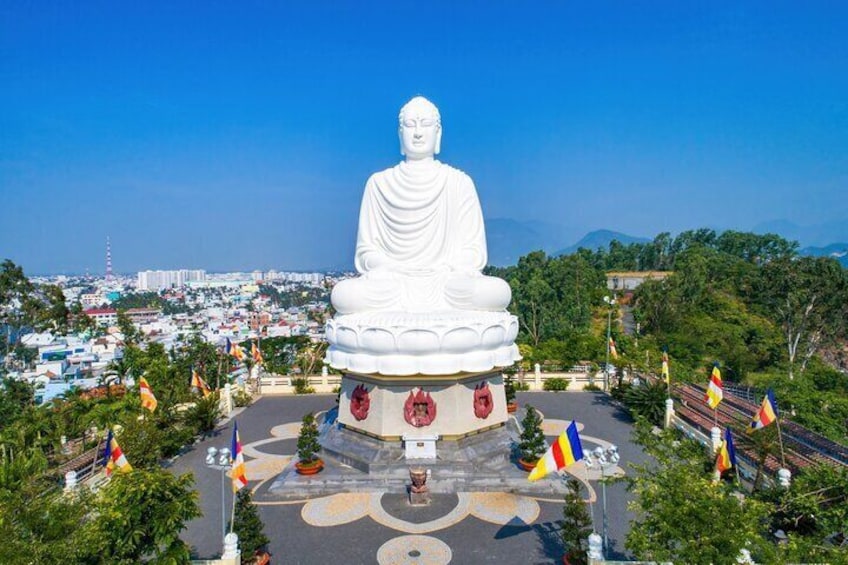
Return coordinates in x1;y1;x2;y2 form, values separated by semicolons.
172;392;646;564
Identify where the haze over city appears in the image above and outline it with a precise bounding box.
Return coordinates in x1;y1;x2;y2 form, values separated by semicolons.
2;2;847;273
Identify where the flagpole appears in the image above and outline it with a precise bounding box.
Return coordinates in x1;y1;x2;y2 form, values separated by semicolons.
579;464;597;534
230;488;237;534
713;407;717;429
775;415;788;468
216;347;223;390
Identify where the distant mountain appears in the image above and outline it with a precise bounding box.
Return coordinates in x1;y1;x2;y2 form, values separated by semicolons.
486;218;568;267
555;229;651;256
752;219;848;247
800;243;848;268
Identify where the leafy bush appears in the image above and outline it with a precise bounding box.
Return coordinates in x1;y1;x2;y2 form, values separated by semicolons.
292;377;315;395
623;381;667;426
232;388;253;408
583;383;601;392
514;380;531;392
610;381;633;402
184;392;222;436
543;377;569;391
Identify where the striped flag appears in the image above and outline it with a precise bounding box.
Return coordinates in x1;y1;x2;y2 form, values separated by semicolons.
230;421;248;492
528;421;584;482
251;341;264;365
715;427;737;474
750;389;778;431
661;349;670;383
705;363;723;409
608;337;618;359
190;367;211;398
230;341;246;362
103;429;132;476
139;376;158;412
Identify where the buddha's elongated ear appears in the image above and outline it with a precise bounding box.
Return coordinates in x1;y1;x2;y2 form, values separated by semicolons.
434;126;442;155
399;127;405;156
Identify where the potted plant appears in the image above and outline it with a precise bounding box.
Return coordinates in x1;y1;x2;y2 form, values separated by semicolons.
295;412;323;475
517;405;546;471
504;375;518;413
560;477;592;564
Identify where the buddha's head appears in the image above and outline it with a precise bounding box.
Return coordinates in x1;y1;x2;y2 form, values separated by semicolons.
398;96;442;160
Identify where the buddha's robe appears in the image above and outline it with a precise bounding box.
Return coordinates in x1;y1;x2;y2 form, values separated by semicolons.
331;160;511;314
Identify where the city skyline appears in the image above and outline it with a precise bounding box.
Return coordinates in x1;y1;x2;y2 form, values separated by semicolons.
2;2;847;274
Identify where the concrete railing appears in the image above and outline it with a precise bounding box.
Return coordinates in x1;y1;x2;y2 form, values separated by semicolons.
259;365;598;395
259;373;341;395
515;364;595;391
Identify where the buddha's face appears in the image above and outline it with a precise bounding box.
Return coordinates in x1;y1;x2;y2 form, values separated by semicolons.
399;97;442;160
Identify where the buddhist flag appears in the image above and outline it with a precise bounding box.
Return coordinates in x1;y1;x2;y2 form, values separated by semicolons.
230;341;246;362
191;367;211;398
661;349;670;383
251;341;264;365
103;429;132;476
230;421;248;492
715;427;737;474
750;389;778;431
528;421;584;482
139;376;158;412
705;363;723;409
609;337;618;359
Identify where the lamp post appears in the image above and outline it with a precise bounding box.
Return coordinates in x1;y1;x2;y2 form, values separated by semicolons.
584;444;621;558
603;295;617;392
205;446;232;544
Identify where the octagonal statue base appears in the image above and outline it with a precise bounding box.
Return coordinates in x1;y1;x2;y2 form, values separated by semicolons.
337;371;507;441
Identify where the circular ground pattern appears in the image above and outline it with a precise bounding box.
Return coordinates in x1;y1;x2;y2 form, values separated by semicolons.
376;535;452;565
301;493;372;527
469;492;540;525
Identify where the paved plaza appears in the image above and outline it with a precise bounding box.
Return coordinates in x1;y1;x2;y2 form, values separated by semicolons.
171;391;648;564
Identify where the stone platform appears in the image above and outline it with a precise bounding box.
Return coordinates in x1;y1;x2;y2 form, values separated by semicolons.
267;407;574;500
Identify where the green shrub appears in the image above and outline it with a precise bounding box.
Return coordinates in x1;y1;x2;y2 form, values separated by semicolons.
543;378;569;391
518;405;546;462
623;381;667;426
232;388;252;407
583;383;602;392
297;412;321;464
504;376;517;404
230;489;270;559
184;392;222;435
292;377;315;395
611;381;633;402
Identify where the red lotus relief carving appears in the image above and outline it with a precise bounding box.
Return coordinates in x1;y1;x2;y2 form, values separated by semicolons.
404;388;437;427
473;381;494;419
350;384;370;421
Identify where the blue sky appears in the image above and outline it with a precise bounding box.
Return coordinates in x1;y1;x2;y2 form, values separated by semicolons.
1;2;847;274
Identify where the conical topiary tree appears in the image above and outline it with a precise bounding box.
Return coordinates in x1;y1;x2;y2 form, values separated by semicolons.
296;412;321;464
519;405;546;463
560;477;593;564
230;489;270;562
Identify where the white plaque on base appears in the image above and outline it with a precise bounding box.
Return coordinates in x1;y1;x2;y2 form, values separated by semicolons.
402;434;438;459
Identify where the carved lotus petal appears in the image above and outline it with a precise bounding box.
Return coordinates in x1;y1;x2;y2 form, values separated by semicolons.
397;329;440;354
360;328;396;354
441;327;480;353
481;325;506;349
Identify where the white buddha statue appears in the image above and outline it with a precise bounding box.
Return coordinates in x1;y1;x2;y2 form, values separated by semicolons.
331;96;511;315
